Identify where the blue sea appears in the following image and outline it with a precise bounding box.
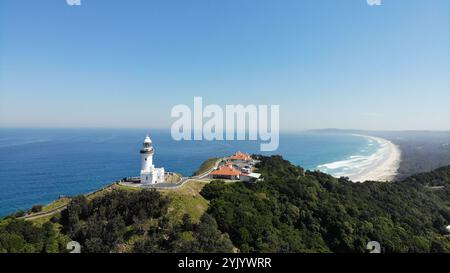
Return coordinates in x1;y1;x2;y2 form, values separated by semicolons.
0;128;381;217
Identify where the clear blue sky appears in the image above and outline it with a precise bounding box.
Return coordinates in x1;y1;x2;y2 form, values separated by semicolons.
0;0;449;130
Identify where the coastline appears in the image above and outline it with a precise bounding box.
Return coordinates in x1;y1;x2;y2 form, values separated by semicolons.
0;131;406;217
317;134;402;182
348;135;402;182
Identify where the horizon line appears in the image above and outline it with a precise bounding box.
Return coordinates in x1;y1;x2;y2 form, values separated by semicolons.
1;126;449;133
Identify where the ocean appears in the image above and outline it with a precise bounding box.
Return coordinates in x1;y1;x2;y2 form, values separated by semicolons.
0;128;382;217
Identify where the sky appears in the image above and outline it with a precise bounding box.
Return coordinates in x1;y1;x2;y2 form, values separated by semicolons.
0;0;449;131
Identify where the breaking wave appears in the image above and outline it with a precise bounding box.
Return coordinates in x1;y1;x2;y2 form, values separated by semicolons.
317;135;389;179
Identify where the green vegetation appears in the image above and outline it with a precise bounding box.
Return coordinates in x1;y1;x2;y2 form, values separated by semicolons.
31;205;43;213
193;157;219;176
1;155;450;253
200;155;450;253
0;218;70;253
59;190;170;252
58;188;231;253
41;198;71;213
30;214;59;227
160;180;209;223
13;211;26;218
133;213;234;253
164;172;182;184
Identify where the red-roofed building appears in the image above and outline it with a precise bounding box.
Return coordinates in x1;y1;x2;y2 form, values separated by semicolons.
209;164;241;180
228;151;252;163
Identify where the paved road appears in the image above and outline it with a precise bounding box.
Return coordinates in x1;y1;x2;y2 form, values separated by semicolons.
23;158;225;220
22;184;117;221
143;157;224;189
22;204;67;221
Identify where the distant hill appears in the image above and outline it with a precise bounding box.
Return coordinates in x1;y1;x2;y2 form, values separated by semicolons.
402;165;450;187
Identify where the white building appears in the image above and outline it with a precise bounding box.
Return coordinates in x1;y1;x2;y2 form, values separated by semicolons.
240;173;262;183
140;136;165;185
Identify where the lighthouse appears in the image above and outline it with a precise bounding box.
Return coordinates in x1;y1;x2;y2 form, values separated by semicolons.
140;135;165;185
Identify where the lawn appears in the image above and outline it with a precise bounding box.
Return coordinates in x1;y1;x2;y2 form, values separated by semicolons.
193;157;220;176
160;180;209;223
26;179;211;227
41;197;71;213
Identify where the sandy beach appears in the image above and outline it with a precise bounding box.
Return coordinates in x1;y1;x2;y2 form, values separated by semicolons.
348;135;402;182
317;134;402;182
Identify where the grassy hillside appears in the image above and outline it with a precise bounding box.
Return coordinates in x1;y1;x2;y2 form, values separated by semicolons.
160;180;209;223
2;155;450;253
193;157;220;176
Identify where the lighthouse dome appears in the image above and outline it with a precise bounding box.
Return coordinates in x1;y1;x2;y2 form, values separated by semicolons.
141;135;154;154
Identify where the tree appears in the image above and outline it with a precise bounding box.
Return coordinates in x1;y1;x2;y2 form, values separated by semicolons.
31;205;43;213
201;155;450;253
193;214;234;253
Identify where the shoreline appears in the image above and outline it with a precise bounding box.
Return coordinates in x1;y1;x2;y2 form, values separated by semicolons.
348;135;402;182
1;135;403;218
316;134;402;182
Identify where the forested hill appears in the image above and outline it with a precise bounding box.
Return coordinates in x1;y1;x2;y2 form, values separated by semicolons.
401;165;450;187
1;155;450;253
201;156;450;253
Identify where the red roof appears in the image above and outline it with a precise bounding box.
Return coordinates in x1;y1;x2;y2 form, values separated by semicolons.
229;151;252;161
210;164;241;176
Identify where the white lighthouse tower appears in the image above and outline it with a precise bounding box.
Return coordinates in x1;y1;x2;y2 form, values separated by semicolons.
140;135;165;185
